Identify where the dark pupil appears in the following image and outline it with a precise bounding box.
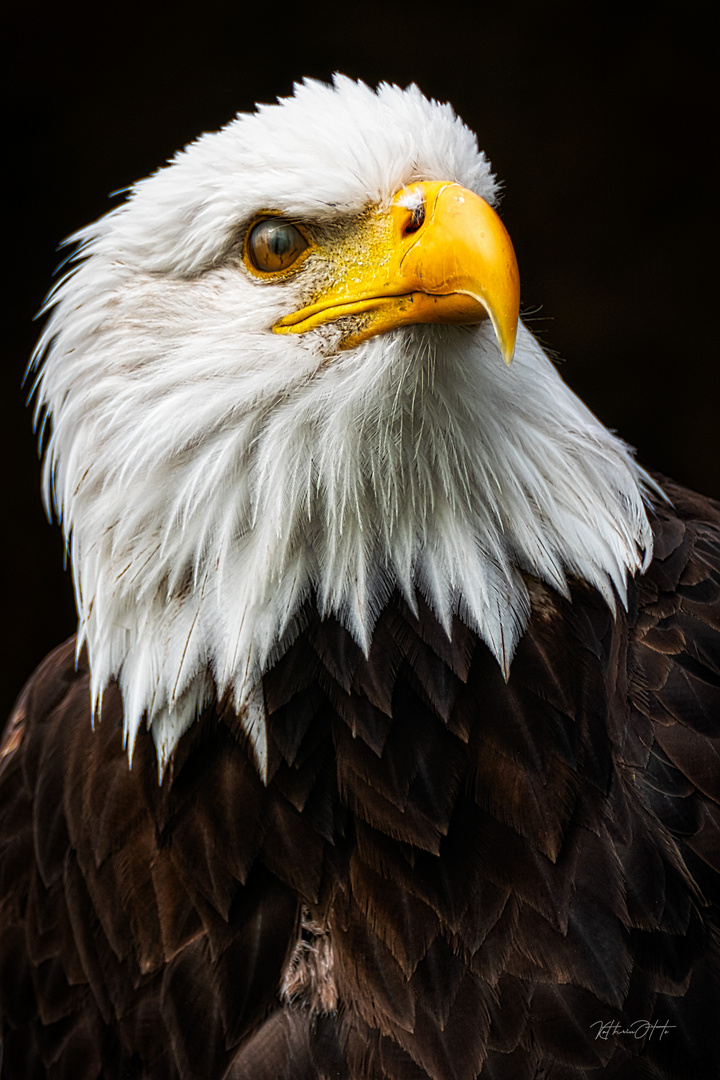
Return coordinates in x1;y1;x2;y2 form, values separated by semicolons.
268;224;292;256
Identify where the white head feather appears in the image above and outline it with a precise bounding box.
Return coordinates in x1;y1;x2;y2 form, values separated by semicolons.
31;77;654;778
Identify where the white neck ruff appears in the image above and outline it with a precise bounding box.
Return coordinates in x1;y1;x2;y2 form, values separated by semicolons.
36;312;654;777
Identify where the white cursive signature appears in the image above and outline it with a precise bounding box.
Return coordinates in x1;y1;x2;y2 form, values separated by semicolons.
590;1020;676;1041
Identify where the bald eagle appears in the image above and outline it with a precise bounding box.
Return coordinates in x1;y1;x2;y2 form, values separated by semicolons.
1;77;718;1080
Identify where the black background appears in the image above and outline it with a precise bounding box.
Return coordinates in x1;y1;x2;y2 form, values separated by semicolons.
3;0;718;720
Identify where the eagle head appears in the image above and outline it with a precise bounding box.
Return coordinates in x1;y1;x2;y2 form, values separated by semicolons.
31;77;653;776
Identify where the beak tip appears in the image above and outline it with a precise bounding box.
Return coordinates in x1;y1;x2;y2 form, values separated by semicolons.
491;318;517;367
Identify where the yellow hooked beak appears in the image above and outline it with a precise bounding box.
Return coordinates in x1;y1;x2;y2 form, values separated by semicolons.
273;180;520;364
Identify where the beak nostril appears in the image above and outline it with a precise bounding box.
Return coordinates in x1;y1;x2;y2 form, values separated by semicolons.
403;202;426;236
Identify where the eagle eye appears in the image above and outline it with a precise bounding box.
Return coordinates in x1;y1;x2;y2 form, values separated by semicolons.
246;219;309;274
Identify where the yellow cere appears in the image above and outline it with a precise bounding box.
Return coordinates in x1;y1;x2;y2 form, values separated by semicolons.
273;181;520;361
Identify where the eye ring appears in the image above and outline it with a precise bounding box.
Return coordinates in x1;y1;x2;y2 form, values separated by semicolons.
245;218;309;275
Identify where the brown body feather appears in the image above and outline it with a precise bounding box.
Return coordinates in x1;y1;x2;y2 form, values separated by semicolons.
1;479;719;1079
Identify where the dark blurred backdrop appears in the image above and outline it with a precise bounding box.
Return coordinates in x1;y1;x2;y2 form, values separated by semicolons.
3;0;718;719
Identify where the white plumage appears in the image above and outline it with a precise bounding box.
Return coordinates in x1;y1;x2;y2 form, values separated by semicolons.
31;76;654;777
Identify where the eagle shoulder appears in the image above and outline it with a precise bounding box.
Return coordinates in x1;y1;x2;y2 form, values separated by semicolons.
0;640;317;1080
